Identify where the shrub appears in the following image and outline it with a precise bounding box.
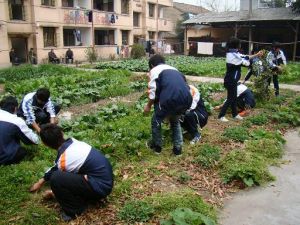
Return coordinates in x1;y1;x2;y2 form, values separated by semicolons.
118;200;154;222
222;126;249;142
219;150;275;187
85;47;98;63
193;144;221;168
161;208;216;225
130;44;146;59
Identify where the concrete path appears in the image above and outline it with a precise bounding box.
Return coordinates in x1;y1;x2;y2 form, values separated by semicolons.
219;130;300;225
186;75;300;92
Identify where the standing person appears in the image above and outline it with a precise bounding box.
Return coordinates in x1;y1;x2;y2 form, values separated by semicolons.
30;124;113;221
267;41;287;96
0;96;39;165
9;48;19;65
28;48;37;64
17;88;60;133
180;85;208;145
48;49;60;64
218;37;262;122
144;54;192;155
65;48;74;64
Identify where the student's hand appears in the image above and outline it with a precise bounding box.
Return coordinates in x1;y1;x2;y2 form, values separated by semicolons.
30;178;45;192
50;117;58;124
257;50;264;57
43;190;55;200
144;104;151;114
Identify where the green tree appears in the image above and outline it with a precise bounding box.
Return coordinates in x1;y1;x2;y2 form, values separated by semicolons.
176;13;191;42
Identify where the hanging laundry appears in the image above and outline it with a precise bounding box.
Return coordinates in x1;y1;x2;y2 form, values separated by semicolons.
110;14;115;24
197;42;213;55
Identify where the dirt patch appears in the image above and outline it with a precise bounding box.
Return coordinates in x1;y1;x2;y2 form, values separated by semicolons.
61;92;143;118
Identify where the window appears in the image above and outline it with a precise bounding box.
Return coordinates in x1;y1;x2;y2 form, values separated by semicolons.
62;0;73;7
95;30;115;45
43;27;56;47
41;0;55;6
121;0;129;14
9;0;25;20
148;3;155;18
133;12;140;27
121;30;129;45
93;0;114;12
63;29;75;46
258;0;284;8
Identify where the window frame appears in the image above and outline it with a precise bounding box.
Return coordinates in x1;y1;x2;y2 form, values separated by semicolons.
43;27;57;47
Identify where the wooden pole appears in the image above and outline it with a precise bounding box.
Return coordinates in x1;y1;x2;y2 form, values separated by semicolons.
293;21;299;61
91;0;94;48
234;23;238;38
248;23;252;55
184;25;188;55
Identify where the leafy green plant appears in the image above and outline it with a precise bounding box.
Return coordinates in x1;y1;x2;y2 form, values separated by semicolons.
250;129;285;144
118;200;154;222
193;144;221;168
222;126;249;142
161;208;216;225
99;104;129;120
130;44;146;59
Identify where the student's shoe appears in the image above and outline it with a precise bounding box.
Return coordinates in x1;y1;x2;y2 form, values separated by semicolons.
219;117;229;122
234;115;244;120
146;140;162;154
190;135;201;145
61;211;74;222
173;147;182;156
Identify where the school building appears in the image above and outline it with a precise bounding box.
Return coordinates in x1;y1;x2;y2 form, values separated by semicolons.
0;0;174;67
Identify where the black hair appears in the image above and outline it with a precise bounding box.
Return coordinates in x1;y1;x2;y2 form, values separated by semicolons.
36;88;50;103
227;37;241;49
0;96;18;113
272;41;280;49
148;54;165;69
40;124;65;149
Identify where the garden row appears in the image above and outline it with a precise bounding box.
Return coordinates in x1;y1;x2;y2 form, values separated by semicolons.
90;55;300;84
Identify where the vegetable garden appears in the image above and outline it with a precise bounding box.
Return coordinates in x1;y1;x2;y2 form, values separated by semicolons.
0;63;300;225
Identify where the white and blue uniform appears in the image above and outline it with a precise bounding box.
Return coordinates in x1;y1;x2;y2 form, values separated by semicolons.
0;109;39;164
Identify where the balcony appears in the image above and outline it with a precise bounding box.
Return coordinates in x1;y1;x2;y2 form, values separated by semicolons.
158;18;173;32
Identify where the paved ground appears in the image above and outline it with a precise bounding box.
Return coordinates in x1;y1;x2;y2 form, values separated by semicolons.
219;130;300;225
186;75;300;92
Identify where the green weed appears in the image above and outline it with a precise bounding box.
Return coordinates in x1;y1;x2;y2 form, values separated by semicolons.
177;172;192;184
161;208;216;225
193;144;221;168
222;126;250;142
247;114;269;125
118;200;154;222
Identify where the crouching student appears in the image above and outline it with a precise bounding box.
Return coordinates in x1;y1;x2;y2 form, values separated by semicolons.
30;124;113;221
215;83;255;117
236;83;255;116
0;96;39;165
144;55;192;155
180;85;208;145
17;88;60;133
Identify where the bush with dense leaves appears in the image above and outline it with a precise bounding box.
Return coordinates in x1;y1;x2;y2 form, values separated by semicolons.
130;44;146;59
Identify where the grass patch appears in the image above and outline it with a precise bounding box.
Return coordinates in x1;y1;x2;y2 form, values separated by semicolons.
193;144;221;168
118;200;154;223
222;126;250;142
219;149;275;187
144;189;217;222
247;114;269;125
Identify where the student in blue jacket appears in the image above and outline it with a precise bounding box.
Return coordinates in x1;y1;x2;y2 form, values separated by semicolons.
144;55;192;155
218;38;262;122
30;124;113;221
0;96;39;165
